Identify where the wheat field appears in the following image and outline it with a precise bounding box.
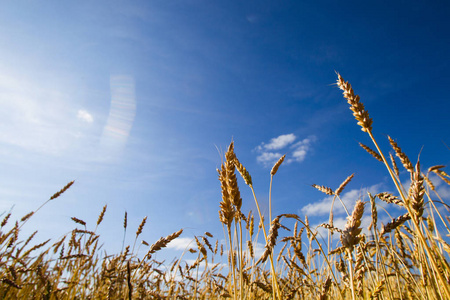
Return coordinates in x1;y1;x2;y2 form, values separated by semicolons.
1;73;449;299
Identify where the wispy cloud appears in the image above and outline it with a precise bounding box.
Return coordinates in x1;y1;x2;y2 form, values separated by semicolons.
255;134;316;167
77;110;94;123
288;136;317;163
0;71;97;156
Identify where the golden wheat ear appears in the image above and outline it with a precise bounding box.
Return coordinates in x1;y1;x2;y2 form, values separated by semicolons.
96;205;107;226
336;73;373;132
49;180;75;200
312;184;334;195
234;157;253;186
388;136;414;173
335;173;354;196
271;154;286;176
340;200;365;251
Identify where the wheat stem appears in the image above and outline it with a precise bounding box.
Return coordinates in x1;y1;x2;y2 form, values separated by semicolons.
249;186;281;300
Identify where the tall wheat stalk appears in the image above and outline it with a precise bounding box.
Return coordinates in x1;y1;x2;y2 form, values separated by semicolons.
337;73;450;299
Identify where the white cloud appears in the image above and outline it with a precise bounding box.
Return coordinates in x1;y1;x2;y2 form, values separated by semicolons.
436;185;450;199
77;110;94;123
301;184;382;217
289;136;317;163
256;152;283;166
255;134;316;167
264;134;296;150
166;237;194;251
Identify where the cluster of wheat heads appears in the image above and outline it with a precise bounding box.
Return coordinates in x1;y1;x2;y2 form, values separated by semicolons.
215;74;450;300
0;182;191;299
1;73;450;299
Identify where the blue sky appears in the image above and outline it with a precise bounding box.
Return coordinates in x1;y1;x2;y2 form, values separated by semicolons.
1;1;450;259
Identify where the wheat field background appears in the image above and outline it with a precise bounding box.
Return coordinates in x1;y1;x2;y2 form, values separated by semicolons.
1;74;450;299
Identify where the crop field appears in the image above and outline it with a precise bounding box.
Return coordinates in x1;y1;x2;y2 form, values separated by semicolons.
1;74;449;299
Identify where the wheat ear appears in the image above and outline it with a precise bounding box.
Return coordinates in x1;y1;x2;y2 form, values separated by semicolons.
341;200;365;251
336;73;373;132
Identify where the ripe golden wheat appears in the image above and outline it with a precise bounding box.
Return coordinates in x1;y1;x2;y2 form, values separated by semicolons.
1;73;449;299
